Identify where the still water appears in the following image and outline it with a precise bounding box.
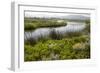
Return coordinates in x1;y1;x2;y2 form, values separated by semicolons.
24;22;86;40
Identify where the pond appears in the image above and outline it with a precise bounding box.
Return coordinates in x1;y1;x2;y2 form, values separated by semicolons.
24;21;86;41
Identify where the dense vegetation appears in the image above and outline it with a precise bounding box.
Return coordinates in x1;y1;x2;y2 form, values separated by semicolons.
24;17;90;61
25;35;90;61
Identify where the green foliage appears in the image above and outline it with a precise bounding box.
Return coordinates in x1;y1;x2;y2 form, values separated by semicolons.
24;35;90;61
84;23;90;33
24;17;67;30
66;32;82;38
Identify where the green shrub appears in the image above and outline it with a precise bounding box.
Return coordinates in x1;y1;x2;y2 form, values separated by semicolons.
24;35;90;61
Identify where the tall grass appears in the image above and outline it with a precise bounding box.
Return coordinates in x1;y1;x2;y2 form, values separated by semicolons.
49;29;63;40
25;29;84;45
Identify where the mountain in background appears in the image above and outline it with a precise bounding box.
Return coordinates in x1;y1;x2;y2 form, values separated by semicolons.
25;14;90;21
62;15;90;21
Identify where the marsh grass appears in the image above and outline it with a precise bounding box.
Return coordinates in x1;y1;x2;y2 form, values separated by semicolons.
25;29;86;46
24;17;67;30
24;35;90;61
49;29;63;40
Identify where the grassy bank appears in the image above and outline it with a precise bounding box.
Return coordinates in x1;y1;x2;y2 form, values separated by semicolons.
24;17;67;30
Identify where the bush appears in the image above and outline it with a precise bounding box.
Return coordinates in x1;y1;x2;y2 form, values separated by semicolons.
72;43;86;50
24;35;90;61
